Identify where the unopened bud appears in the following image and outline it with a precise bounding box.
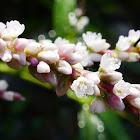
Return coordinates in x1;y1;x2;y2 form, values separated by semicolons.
129;97;140;110
127;87;140;100
0;49;12;62
24;42;41;55
100;71;123;84
59;44;75;58
56;60;72;75
37;61;50;73
128;52;140;62
41;42;57;51
13;53;26;65
66;53;82;65
38;50;59;64
14;38;29;51
117;52;129;61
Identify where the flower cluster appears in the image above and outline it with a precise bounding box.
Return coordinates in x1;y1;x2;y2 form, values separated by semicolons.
0;20;140;120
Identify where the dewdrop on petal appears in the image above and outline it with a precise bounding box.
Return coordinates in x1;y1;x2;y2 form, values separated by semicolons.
99;53;121;72
37;61;50;73
116;35;131;51
24;42;41;55
6;20;25;38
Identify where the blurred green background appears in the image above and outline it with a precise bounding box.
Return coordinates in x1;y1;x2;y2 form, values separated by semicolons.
0;0;140;140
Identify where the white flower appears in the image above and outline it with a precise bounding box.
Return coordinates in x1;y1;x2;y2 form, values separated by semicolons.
71;76;94;98
6;20;25;38
116;35;131;51
113;80;131;99
3;91;14;101
54;37;70;49
82;31;110;52
100;53;121;72
128;29;140;43
75;42;94;66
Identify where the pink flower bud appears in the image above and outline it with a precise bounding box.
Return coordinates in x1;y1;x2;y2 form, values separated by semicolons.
56;60;72;75
0;38;6;49
44;71;58;86
90;97;106;113
28;65;47;83
58;44;75;58
127;87;140;100
56;75;70;97
99;82;114;92
37;61;50;73
0;80;8;91
0;49;12;62
24;42;41;55
14;38;29;51
107;93;125;111
29;57;39;66
66;53;82;65
14;92;25;101
37;50;59;64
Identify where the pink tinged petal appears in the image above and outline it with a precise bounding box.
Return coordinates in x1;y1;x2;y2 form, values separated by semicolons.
0;38;7;49
44;71;58;86
28;65;46;83
127;87;140;100
14;38;29;51
0;80;8;91
90;97;106;113
56;60;72;75
94;85;101;96
56;75;70;97
0;49;12;62
129;97;140;110
37;61;50;73
37;50;59;64
24;42;41;55
66;53;82;65
13;53;26;65
84;72;100;85
14;92;25;101
58;44;75;58
72;63;84;70
7;59;22;70
100;71;123;84
99;82;114;92
29;57;39;66
41;42;57;51
1;33;13;41
107;93;125;111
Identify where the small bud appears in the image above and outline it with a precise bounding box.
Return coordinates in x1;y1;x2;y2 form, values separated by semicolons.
59;44;75;58
41;42;57;51
14;38;29;51
37;50;59;64
100;71;123;84
14;92;25;101
66;53;82;65
24;42;41;55
0;80;8;91
127;87;140;100
128;52;140;62
107;93;125;111
0;49;12;62
13;53;26;65
56;75;70;97
56;60;72;75
129;97;140;110
117;52;129;61
29;57;39;66
90;97;106;113
37;61;50;73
